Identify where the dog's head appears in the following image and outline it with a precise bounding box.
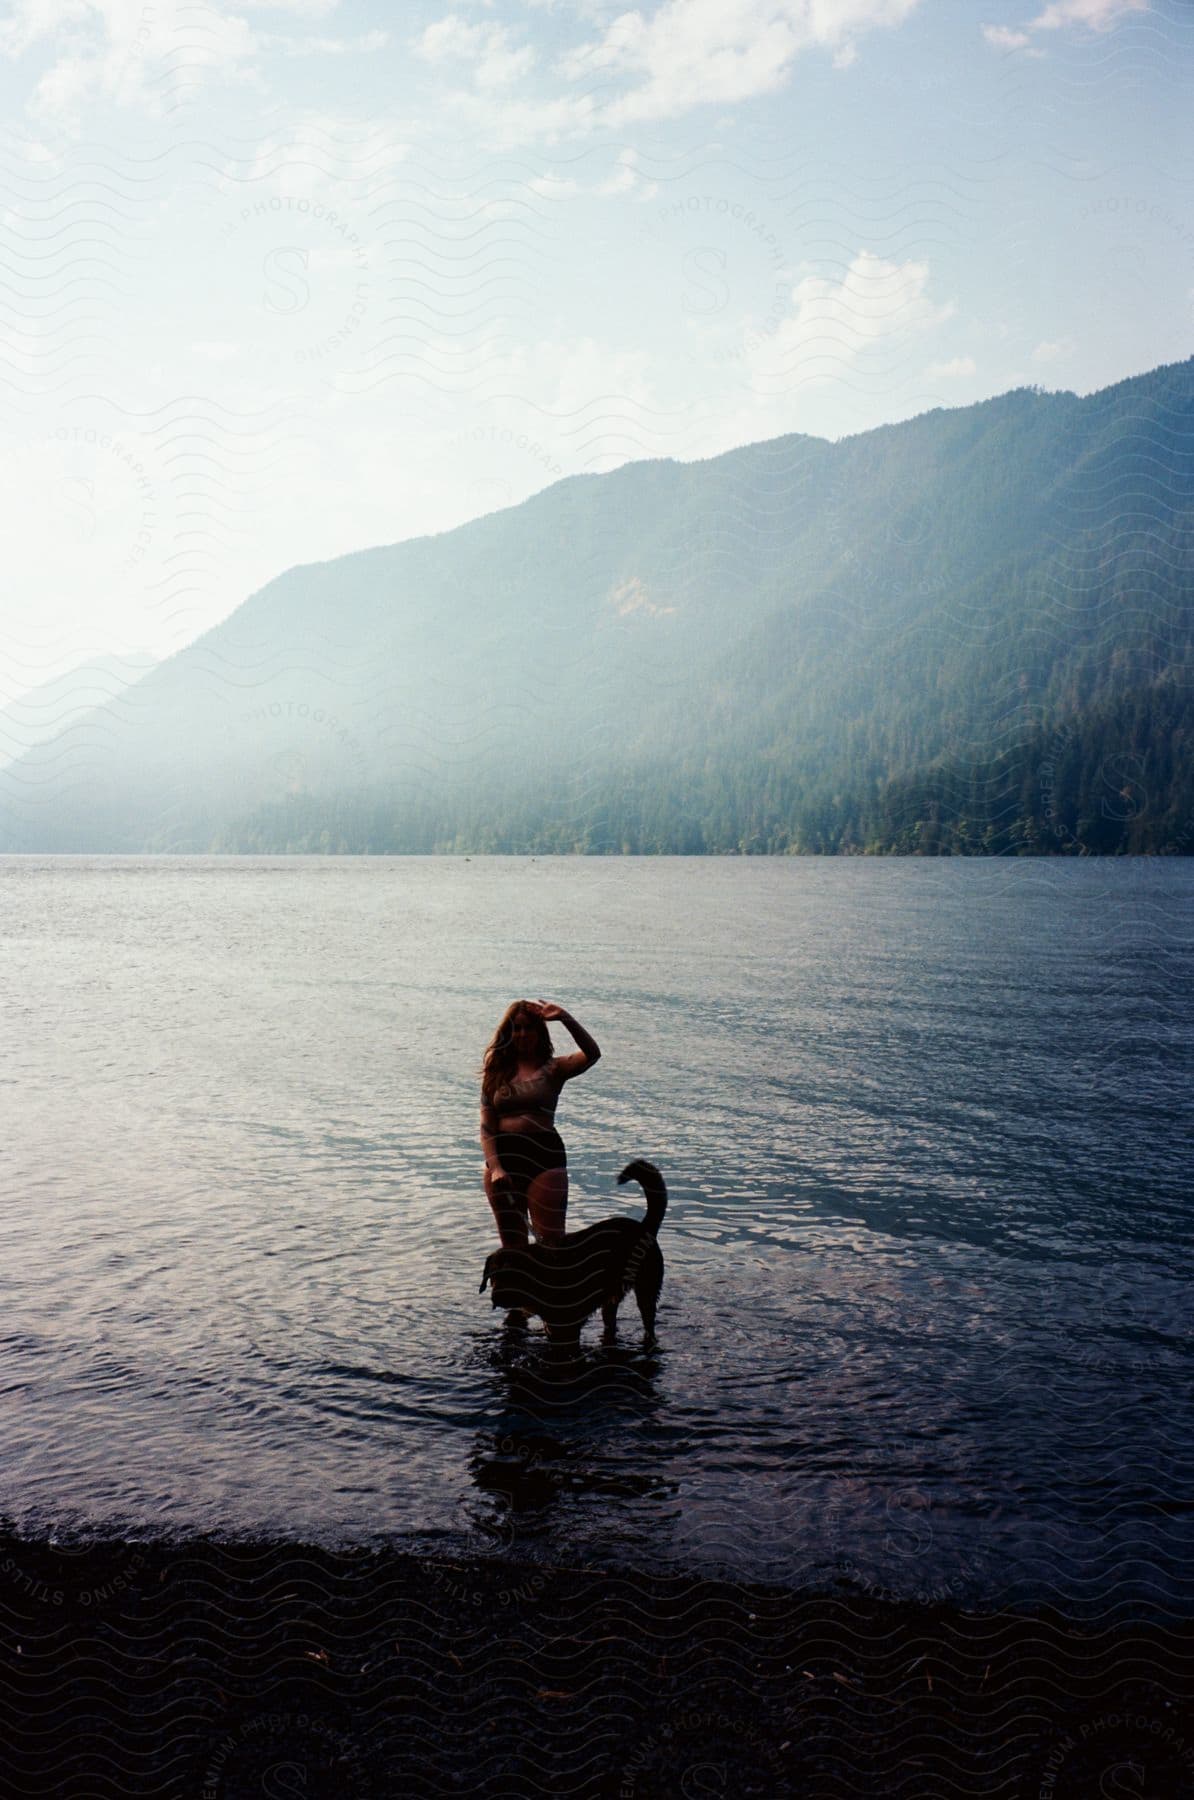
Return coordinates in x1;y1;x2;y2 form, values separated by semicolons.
479;1248;525;1308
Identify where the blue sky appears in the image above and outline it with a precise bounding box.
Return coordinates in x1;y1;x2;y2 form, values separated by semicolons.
0;0;1189;694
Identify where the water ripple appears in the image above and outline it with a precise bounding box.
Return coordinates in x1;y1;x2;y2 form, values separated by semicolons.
0;854;1190;1618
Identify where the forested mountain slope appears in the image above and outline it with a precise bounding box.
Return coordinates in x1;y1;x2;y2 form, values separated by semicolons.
3;357;1190;854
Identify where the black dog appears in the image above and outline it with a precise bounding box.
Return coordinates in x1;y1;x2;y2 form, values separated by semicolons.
480;1160;666;1346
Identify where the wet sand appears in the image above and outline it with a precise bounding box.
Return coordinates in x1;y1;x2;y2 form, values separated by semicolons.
1;1532;1192;1797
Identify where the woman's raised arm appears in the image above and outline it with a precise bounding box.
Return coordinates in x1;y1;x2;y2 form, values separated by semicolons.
532;1001;600;1077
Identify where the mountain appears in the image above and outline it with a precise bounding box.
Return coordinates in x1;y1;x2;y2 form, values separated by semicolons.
2;358;1191;854
0;654;156;769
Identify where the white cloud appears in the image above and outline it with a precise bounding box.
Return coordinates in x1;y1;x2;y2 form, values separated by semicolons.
757;250;955;369
1030;0;1148;29
406;0;926;142
262;30;391;57
0;1;371;121
679;250;956;452
561;0;923;126
523;151;658;201
239;0;340;13
515;334;657;422
982;0;1147;54
679;255;958;454
981;24;1032;48
217;116;410;198
417;14;537;87
528;172;581;196
1031;336;1076;363
927;355;977;378
595;146;658;199
0;2;80;60
0;0;260;123
422;85;599;147
598;159;639;195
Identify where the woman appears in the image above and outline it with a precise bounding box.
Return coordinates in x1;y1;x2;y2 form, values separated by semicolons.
480;999;600;1249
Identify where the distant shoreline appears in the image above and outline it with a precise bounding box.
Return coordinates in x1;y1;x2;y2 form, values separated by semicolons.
2;847;1191;859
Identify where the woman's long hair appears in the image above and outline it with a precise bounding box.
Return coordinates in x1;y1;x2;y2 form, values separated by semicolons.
481;1001;552;1103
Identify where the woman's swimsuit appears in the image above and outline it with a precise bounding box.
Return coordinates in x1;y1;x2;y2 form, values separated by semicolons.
494;1061;561;1119
491;1061;567;1202
495;1124;567;1189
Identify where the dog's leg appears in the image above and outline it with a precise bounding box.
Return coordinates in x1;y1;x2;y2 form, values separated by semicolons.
601;1298;619;1342
545;1323;582;1363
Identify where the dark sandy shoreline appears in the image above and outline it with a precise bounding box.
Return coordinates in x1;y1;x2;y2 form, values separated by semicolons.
1;1532;1193;1798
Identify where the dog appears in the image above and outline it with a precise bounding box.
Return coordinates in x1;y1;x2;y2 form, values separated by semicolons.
480;1160;666;1347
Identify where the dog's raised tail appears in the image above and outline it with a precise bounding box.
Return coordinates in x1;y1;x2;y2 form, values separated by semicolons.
617;1160;667;1235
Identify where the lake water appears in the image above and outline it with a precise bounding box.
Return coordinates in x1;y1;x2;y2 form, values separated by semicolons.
1;855;1191;1619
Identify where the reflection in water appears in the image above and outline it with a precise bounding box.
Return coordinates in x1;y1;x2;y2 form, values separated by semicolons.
465;1329;674;1562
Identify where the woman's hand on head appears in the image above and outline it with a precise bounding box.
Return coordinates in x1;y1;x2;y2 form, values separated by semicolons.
533;1000;565;1022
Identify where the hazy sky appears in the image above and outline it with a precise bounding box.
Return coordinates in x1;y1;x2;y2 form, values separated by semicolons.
0;0;1189;697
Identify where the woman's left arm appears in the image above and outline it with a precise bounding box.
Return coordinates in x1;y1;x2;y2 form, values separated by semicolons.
535;1001;600;1076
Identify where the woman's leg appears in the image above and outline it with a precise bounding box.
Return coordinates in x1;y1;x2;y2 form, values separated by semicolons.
484;1162;528;1249
527;1165;568;1247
